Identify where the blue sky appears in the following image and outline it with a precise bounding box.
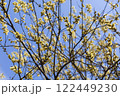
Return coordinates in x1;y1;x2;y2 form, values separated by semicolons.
0;0;119;80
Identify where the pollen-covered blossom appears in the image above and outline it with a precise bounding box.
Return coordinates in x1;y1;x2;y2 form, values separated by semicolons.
0;73;5;79
43;16;49;22
53;0;66;3
86;4;92;13
14;18;20;23
10;65;22;74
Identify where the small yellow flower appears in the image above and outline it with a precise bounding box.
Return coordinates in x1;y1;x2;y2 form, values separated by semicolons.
0;73;5;79
86;4;92;13
43;17;48;22
14;18;19;23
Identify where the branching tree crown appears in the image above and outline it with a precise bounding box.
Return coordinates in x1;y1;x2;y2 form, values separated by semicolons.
0;0;120;80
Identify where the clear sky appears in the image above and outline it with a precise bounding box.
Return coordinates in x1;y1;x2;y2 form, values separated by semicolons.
0;0;119;79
